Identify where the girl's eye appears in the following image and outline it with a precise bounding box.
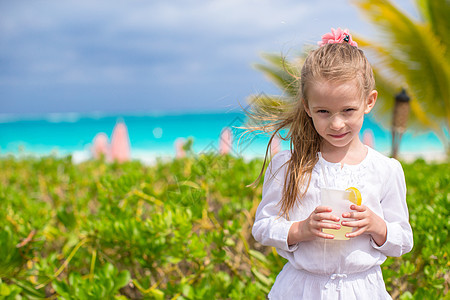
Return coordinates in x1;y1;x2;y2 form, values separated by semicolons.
317;110;329;114
344;108;356;112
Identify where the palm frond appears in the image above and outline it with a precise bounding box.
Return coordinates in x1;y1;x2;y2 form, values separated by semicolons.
246;94;290;108
357;35;441;132
355;0;449;110
253;53;301;97
416;0;450;59
354;0;450;143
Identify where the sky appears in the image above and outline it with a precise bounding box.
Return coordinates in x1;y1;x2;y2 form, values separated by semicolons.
0;0;418;115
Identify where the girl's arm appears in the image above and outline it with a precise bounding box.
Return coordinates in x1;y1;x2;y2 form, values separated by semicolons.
371;158;413;257
342;158;413;256
252;152;299;253
253;152;341;250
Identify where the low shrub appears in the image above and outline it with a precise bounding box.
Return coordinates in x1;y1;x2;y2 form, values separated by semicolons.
0;155;448;299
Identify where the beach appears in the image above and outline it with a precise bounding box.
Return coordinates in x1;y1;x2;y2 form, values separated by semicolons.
0;111;446;164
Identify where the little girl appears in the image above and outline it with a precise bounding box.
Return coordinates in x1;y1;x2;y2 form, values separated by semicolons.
250;28;413;299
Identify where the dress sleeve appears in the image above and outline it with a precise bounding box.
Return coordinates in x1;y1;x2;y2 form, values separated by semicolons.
252;152;299;252
370;158;413;257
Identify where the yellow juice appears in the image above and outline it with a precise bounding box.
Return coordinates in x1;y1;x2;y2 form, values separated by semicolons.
320;188;354;241
323;226;352;240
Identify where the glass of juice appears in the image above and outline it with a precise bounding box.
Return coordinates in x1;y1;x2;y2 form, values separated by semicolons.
320;187;354;240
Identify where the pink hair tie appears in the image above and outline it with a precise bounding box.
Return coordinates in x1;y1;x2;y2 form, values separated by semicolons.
318;27;358;48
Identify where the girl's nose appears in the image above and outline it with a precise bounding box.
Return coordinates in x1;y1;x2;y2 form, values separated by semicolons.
329;114;345;130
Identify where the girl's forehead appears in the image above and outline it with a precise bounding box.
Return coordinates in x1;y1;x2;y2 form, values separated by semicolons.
307;80;363;104
311;79;360;93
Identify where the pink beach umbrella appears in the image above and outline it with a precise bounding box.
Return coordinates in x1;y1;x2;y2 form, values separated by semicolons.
92;132;109;160
110;121;131;163
219;127;233;155
362;129;375;149
175;138;186;158
271;135;282;157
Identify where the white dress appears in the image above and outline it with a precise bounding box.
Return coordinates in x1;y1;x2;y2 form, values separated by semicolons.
252;147;413;299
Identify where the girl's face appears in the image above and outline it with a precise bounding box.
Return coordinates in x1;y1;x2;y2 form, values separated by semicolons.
304;80;377;152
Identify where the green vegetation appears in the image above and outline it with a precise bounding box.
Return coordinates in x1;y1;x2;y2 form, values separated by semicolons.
354;0;450;155
0;155;448;299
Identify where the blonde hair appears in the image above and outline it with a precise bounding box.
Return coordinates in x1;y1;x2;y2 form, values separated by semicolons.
246;43;375;219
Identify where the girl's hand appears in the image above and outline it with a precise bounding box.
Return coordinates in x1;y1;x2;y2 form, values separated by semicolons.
288;206;341;245
341;205;387;246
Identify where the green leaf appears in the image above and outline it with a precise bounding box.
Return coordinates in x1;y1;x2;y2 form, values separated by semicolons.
251;267;273;287
52;280;70;298
115;270;131;289
249;249;269;265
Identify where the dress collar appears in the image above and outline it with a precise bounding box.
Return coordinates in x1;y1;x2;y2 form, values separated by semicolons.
317;145;373;170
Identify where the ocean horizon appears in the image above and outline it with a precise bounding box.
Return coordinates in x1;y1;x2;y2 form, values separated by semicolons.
0;110;445;164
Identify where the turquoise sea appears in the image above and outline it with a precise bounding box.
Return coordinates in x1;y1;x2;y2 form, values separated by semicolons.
0;111;445;163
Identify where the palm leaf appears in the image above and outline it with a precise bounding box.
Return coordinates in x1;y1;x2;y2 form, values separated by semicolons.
246;94;290;110
357;36;441;131
355;0;449;112
253;53;304;97
354;0;450;150
417;0;450;59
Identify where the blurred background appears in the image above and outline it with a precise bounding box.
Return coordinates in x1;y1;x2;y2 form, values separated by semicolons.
0;0;446;162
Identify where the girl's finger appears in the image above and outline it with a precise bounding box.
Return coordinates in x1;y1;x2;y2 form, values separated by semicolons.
342;212;352;218
341;220;361;227
346;227;365;238
342;211;366;220
314;229;335;239
313;211;338;222
318;221;341;230
342;217;369;227
315;206;333;213
350;204;366;212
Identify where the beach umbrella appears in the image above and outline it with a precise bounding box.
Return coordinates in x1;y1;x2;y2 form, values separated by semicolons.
175;138;186;158
110;121;131;162
270;135;282;157
362;129;375;149
92;132;109;160
219;127;233;155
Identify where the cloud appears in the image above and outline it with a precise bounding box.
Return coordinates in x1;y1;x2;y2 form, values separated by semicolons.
0;1;313;81
0;0;417;113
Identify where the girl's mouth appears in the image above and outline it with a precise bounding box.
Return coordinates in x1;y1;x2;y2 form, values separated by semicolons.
329;132;348;139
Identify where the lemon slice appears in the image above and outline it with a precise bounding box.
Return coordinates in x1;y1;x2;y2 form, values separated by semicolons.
346;187;362;205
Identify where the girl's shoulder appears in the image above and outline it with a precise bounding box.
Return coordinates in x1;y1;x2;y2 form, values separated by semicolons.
266;150;291;175
272;150;292;162
366;147;404;174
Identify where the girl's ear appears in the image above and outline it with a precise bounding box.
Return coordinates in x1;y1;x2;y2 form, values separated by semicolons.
364;90;378;114
303;98;312;117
